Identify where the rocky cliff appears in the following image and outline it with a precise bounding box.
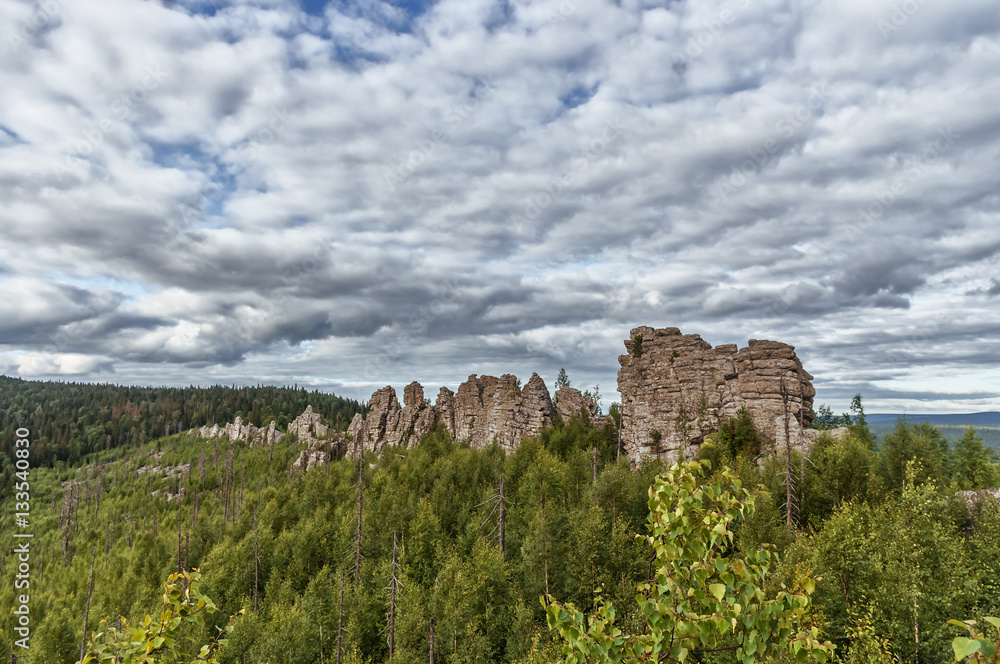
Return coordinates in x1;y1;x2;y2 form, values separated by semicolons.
617;326;819;464
347;373;563;455
192;325;829;472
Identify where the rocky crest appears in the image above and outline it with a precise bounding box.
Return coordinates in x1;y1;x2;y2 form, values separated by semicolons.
348;373;563;455
192;326;831;472
193;417;281;448
617;326;820;464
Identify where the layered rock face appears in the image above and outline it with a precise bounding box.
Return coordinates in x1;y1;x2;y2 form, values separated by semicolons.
617;326;818;464
555;387;603;427
350;373;557;454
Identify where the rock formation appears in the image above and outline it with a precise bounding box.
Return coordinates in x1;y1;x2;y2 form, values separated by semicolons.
349;373;559;455
555;387;603;427
617;326;820;464
193;416;281;448
192;325;834;473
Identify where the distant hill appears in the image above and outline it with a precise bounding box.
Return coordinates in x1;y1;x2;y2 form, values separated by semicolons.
866;412;1000;426
866;413;1000;453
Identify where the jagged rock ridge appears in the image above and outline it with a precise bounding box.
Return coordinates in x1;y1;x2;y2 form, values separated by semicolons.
617;326;823;464
347;373;586;455
192;326;829;471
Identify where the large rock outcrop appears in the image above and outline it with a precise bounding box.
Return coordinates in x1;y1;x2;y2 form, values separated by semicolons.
617;326;818;464
555;387;603;427
350;373;556;455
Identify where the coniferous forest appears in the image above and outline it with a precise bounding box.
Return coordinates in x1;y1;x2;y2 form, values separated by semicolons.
1;379;999;664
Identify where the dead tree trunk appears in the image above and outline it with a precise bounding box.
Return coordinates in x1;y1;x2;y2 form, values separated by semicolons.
429;617;435;664
337;569;345;664
592;447;598;484
387;530;398;658
499;478;506;556
782;379;795;529
355;458;363;586
176;499;183;573
254;502;259;613
79;547;96;664
238;464;244;520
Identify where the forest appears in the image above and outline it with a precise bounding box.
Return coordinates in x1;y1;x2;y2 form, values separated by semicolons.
0;379;999;664
0;375;362;488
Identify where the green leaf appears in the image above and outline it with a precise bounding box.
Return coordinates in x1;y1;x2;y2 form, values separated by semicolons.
952;637;981;660
709;584;726;601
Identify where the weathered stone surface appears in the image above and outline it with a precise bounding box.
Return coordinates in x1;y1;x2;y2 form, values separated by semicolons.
617;326;818;465
555;387;603;427
352;372;555;454
194;417;280;448
288;405;329;441
957;487;1000;506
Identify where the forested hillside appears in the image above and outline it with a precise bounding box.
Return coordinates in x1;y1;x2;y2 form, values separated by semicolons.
1;401;999;664
0;376;362;490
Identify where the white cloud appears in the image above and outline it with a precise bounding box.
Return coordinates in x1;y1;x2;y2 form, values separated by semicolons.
0;0;998;413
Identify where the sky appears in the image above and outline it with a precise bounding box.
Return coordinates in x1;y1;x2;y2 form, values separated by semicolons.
1;0;999;414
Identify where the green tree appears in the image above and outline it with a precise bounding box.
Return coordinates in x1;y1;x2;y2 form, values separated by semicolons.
713;406;762;460
544;460;834;663
556;369;571;390
811;405;848;431
953;427;998;490
878;420;951;492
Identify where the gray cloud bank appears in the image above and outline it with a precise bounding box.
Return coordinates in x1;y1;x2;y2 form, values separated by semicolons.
1;0;999;413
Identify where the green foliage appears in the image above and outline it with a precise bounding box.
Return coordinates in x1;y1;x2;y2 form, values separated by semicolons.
953;427;998;490
4;383;1000;664
801;432;875;528
841;604;895;664
811;405;848;431
714;406;762;460
949;617;999;663
879;419;952;492
81;570;240;664
632;335;643;358
556;369;571;390
544;460;834;664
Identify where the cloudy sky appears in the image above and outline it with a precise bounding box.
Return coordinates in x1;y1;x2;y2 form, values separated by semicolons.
2;0;999;414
